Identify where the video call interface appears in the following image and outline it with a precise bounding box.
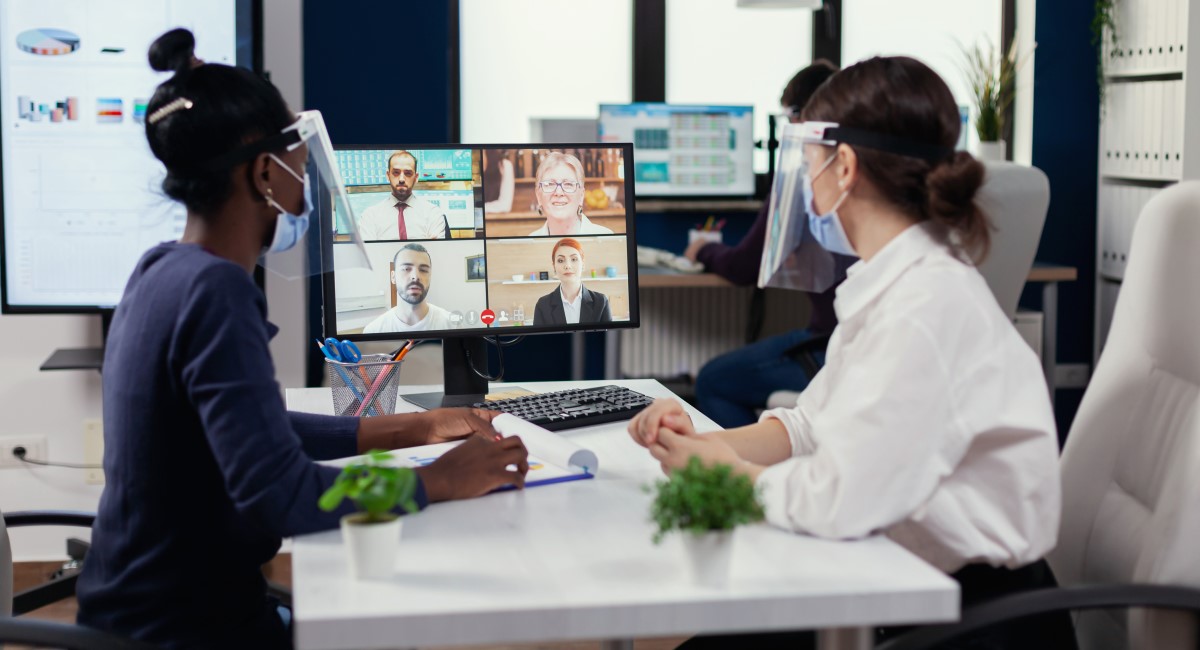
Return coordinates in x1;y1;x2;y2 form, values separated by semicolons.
326;145;637;339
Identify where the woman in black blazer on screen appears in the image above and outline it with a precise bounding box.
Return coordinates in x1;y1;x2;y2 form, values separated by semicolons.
533;238;613;325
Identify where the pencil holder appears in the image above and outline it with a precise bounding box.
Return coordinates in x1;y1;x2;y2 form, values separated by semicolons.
326;355;404;418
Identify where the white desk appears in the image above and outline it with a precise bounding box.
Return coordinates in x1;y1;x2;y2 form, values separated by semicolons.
286;379;958;650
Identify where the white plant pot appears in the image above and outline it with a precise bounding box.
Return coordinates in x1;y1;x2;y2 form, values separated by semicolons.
977;140;1007;162
341;514;402;580
681;530;735;587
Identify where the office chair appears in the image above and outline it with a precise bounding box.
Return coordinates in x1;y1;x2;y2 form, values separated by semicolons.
2;509;159;649
879;182;1200;650
764;161;1051;411
973;161;1050;320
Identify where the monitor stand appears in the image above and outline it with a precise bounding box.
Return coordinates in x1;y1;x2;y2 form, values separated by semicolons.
40;309;112;372
401;336;491;410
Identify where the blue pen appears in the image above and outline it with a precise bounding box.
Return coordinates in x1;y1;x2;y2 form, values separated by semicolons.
316;339;376;416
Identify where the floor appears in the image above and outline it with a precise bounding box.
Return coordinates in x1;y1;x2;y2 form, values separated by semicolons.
13;555;689;650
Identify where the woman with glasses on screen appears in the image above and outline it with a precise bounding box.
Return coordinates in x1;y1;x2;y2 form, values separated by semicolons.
74;29;528;649
528;152;614;236
533;238;612;326
628;56;1075;648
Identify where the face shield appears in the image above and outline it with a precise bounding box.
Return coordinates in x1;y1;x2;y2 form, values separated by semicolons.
758;121;855;293
199;110;370;280
758;120;954;292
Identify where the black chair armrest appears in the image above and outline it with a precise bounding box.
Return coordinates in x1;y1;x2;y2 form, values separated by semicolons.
782;333;832;379
878;584;1200;650
4;511;96;528
0;619;160;650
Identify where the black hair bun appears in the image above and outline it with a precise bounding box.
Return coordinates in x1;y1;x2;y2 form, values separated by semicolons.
148;28;196;74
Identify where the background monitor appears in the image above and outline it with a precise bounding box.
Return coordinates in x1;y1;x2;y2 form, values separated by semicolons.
321;143;638;407
598;102;755;198
0;0;260;314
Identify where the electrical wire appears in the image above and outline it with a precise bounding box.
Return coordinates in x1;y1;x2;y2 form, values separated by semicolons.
462;336;526;382
12;447;102;469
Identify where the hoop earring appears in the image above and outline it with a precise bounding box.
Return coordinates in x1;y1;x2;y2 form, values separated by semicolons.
577;205;584;217
536;205;543;216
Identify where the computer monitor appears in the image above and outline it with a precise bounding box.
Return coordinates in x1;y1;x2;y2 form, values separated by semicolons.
321;143;638;408
597;102;755;198
0;0;261;315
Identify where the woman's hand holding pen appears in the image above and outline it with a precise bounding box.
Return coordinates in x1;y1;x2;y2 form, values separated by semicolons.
356;408;499;452
416;434;530;502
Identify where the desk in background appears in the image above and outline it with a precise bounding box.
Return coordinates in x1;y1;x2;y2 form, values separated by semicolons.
286;379;958;650
626;264;1078;398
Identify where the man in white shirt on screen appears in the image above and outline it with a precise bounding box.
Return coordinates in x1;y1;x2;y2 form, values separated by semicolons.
358;150;449;240
362;244;451;333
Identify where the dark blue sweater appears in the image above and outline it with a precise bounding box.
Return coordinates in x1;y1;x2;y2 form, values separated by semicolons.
77;242;425;648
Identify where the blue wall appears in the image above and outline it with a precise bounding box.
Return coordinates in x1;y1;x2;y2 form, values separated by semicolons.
1027;0;1099;438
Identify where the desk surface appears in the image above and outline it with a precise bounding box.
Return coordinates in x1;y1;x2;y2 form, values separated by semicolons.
286;379;957;650
639;264;1078;289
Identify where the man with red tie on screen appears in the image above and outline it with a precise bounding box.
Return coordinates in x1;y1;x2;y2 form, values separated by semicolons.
358;150;449;240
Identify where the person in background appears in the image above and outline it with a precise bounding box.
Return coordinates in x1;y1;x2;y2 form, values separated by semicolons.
533;237;612;325
630;56;1074;649
358;150;449;240
685;60;841;428
483;149;516;213
75;29;528;649
529;152;614;236
362;243;452;333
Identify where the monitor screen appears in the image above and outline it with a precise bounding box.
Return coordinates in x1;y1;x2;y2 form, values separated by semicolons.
598;103;755;197
0;0;258;313
323;144;639;341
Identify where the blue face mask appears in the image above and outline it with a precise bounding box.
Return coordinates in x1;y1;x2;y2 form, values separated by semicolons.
263;154;312;254
803;152;857;257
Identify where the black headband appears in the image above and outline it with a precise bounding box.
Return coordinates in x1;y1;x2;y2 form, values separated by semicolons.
824;126;954;164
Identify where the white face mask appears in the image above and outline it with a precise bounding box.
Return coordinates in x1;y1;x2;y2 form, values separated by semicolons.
263;153;312;254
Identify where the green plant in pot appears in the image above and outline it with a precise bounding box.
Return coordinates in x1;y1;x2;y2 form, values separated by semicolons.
319;449;419;579
961;38;1025;161
648;456;765;587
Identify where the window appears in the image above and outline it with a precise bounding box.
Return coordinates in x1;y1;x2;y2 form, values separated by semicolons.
459;0;633;143
665;0;813;173
842;0;1003;151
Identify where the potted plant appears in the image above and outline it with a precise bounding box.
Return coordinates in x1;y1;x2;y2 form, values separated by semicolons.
318;450;419;579
648;456;765;587
962;38;1025;162
1092;0;1119;109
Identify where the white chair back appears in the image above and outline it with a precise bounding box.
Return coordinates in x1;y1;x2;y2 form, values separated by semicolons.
1048;181;1200;649
973;162;1051;320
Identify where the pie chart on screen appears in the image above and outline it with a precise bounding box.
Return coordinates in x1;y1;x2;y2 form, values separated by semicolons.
16;28;81;56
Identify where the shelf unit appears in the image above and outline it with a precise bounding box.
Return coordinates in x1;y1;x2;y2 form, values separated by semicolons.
1094;0;1197;359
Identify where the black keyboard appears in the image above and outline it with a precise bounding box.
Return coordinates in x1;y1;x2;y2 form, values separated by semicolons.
474;385;656;431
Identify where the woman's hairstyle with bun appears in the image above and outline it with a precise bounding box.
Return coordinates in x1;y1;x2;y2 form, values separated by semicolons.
144;28;294;216
801;56;991;264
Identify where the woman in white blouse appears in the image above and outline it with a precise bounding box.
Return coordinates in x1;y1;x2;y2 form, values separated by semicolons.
629;56;1075;649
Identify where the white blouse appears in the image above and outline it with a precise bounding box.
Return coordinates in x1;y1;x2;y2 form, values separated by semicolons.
757;223;1061;573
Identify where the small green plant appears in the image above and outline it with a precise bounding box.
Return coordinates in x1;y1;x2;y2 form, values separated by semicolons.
647;456;765;544
961;38;1027;143
1092;0;1119;109
318;449;418;523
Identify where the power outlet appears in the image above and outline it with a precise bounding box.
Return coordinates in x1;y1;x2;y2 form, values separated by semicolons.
0;435;48;469
84;419;105;485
